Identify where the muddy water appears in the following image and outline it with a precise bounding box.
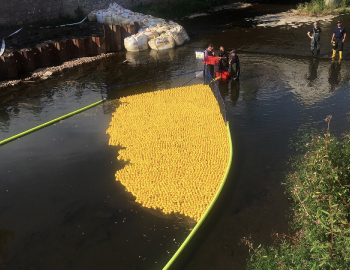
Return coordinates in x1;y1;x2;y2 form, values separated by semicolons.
1;6;350;270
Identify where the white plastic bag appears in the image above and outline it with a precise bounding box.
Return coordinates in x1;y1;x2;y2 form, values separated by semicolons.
124;33;148;51
105;13;113;25
96;9;111;24
165;28;185;46
148;35;175;50
88;11;97;22
112;12;121;25
142;28;159;41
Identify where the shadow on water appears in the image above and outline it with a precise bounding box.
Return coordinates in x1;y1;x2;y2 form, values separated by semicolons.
0;6;350;270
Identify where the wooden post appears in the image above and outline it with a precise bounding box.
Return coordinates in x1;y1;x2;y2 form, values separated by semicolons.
104;25;111;52
66;40;75;59
55;41;68;62
21;50;36;72
46;43;57;63
108;25;115;52
121;25;130;44
128;24;136;35
12;51;24;75
93;37;106;54
85;36;97;56
113;25;122;51
5;55;18;78
32;47;42;68
134;21;141;33
40;46;52;67
73;39;86;58
0;56;8;80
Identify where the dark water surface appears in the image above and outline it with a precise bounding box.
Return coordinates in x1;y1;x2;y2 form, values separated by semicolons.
1;6;350;270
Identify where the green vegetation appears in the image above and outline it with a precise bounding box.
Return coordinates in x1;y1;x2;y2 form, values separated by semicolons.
243;115;350;269
133;0;229;19
297;0;350;16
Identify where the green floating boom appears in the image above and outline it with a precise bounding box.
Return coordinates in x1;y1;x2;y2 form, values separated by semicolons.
0;99;105;146
163;121;233;270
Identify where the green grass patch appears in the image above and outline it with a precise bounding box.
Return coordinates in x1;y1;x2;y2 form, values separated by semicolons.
297;0;350;16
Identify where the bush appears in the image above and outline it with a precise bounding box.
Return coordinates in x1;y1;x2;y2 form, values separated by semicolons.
297;0;348;16
243;115;350;269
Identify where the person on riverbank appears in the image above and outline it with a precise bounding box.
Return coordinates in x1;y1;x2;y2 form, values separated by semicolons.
307;22;321;57
229;50;240;81
218;46;229;71
204;44;215;78
331;21;346;59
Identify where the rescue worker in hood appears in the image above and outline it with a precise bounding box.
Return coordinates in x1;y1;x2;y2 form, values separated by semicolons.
218;46;229;71
229;50;240;81
307;22;321;57
204;44;215;78
331;21;346;59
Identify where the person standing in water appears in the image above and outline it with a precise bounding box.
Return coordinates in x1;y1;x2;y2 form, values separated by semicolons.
218;46;229;71
331;21;346;59
204;44;215;78
307;22;321;57
229;50;240;81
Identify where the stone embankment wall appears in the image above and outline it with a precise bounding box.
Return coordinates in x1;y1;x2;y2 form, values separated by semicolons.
0;0;155;26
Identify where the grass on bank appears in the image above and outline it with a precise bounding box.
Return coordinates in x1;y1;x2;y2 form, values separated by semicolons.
133;0;229;19
243;115;350;269
297;0;350;16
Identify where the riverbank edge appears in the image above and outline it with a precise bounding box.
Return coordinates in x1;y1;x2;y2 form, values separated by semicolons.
0;52;116;90
162;122;233;270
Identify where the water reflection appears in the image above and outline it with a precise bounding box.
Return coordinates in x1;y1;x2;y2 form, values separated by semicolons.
328;59;342;91
230;80;240;106
0;229;14;259
305;58;319;87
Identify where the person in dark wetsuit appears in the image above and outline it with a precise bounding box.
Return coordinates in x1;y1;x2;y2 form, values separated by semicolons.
218;46;229;71
229;50;240;81
204;44;215;78
307;22;321;57
331;21;346;59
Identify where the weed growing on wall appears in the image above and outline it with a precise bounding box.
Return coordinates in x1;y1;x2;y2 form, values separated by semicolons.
243;115;350;269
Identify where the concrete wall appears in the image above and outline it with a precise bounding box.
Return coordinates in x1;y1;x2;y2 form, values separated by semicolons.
0;0;156;26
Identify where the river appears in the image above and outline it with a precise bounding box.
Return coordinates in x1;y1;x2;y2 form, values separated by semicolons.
0;4;350;270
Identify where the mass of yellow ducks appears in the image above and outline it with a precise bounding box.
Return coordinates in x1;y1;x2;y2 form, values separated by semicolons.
106;84;230;221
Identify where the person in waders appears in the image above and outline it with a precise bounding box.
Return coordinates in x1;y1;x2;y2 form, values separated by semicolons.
229;50;240;81
204;44;215;79
218;46;229;71
307;22;321;57
331;21;346;59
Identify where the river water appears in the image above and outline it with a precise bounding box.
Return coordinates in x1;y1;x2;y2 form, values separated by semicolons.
0;5;350;270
